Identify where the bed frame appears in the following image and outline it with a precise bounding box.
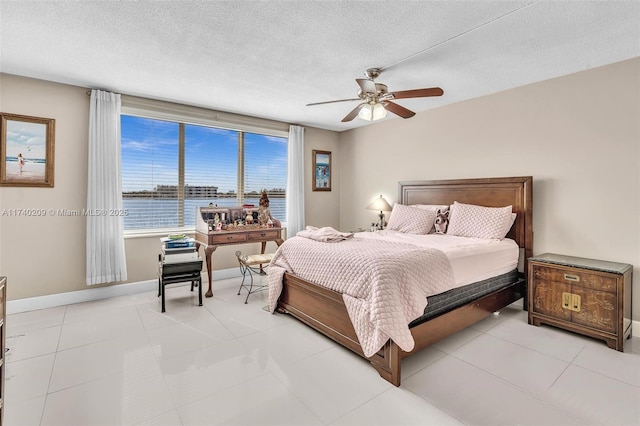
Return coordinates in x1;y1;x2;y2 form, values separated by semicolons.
277;176;533;386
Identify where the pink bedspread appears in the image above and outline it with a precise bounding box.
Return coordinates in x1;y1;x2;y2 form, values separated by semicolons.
268;235;455;357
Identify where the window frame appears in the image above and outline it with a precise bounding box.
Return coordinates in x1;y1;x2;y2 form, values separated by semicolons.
120;96;289;236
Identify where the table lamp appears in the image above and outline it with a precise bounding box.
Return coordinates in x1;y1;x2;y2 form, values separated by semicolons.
366;195;392;230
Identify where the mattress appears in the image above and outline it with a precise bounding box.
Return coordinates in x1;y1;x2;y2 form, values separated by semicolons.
409;268;521;327
355;231;519;288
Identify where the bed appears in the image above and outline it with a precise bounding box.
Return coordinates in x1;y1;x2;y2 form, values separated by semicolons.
271;176;533;386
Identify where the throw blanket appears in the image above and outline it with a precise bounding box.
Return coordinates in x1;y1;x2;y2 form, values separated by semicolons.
297;226;354;242
268;236;455;357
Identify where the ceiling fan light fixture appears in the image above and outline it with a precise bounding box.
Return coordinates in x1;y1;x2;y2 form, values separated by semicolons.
373;102;387;120
358;102;387;121
309;68;443;123
358;104;373;121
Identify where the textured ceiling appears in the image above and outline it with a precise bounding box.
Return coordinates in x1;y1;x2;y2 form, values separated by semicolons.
1;1;639;132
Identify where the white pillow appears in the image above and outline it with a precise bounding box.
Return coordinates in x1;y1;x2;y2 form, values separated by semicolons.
446;201;513;239
386;203;436;234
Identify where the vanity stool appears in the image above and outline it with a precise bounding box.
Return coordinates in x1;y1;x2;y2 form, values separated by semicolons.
235;251;274;304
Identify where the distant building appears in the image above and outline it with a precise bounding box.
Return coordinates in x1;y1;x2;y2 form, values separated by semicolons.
185;185;218;198
124;185;219;198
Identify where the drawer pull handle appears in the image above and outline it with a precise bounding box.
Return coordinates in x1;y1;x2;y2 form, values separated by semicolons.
227;236;234;240
260;233;266;237
571;294;581;312
561;292;581;312
564;274;580;282
562;292;571;309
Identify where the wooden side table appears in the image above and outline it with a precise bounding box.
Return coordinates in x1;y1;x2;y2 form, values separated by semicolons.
528;253;632;351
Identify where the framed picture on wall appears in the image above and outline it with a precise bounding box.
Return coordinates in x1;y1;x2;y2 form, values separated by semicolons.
312;150;331;191
0;113;55;187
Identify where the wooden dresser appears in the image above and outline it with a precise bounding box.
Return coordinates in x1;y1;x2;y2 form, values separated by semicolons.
528;253;632;351
0;276;5;425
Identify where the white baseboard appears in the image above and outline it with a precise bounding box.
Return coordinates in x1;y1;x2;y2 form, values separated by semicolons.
7;267;241;315
634;320;640;338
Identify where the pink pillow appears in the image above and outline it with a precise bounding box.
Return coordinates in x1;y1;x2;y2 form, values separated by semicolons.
446;201;513;239
386;203;436;234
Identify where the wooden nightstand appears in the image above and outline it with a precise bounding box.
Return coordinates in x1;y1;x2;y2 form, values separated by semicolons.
528;253;632;351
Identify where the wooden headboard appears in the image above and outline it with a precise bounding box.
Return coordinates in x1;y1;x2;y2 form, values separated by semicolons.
399;176;533;273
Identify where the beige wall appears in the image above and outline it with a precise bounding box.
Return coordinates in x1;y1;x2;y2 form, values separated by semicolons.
0;74;90;301
0;74;340;301
304;127;340;229
338;58;640;321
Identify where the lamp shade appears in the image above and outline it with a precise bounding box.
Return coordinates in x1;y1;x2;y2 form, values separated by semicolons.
366;195;392;212
372;103;387;120
358;104;373;121
358;103;387;121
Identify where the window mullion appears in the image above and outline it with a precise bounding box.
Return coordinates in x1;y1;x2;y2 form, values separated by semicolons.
237;131;244;206
178;123;185;226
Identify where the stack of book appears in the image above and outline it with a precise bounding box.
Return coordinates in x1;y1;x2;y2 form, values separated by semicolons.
162;234;195;248
160;234;200;263
161;234;196;254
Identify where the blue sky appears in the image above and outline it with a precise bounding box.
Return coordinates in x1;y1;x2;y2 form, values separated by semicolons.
4;120;47;160
121;115;287;193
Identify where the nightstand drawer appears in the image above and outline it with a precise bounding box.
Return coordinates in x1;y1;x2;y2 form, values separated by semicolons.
532;264;617;292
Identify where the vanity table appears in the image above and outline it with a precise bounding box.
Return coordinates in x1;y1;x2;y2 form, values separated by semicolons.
195;226;283;297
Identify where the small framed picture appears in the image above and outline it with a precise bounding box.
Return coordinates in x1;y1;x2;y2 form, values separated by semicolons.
312;150;331;191
0;113;55;187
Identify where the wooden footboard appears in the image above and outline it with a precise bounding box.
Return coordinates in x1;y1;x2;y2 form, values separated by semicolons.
277;272;363;356
279;271;525;386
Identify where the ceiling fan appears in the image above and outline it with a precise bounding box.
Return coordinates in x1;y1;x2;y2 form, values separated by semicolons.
306;68;444;123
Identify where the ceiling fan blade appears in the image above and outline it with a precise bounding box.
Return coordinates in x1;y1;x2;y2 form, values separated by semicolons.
389;87;444;99
356;78;377;94
341;103;366;122
384;101;416;119
306;98;360;107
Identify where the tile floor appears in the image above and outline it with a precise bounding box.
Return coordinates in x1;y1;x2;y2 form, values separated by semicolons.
4;275;640;425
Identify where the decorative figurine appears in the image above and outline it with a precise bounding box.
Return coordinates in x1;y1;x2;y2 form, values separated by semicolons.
258;189;271;226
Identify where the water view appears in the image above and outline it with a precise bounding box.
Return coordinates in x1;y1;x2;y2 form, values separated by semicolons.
122;197;286;230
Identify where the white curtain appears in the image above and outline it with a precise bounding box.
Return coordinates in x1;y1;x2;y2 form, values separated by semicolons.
86;90;127;285
286;125;305;237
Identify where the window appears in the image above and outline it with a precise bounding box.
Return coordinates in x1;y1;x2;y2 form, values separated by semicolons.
121;115;287;232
